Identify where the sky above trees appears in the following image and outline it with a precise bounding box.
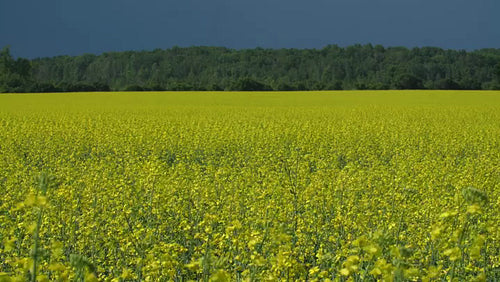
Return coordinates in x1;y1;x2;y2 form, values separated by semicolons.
1;0;499;58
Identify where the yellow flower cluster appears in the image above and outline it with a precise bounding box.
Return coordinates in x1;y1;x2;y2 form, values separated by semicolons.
0;91;498;281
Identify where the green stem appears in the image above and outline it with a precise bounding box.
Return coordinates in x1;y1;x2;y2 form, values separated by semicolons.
31;202;44;282
31;172;50;282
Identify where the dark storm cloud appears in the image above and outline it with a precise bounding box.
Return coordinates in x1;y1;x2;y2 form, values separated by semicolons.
1;0;499;58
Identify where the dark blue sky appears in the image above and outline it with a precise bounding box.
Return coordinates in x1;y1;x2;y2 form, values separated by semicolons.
1;0;499;58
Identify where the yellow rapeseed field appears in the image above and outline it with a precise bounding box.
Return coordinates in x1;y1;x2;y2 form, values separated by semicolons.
0;91;499;281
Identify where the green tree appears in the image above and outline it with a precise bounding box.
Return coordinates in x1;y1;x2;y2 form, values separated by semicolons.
229;77;271;91
395;73;424;89
1;46;34;92
3;44;500;92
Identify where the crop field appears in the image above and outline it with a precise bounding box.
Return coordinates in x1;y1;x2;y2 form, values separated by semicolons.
0;90;499;281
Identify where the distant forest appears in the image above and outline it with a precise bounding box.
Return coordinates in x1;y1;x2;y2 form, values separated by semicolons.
1;44;500;92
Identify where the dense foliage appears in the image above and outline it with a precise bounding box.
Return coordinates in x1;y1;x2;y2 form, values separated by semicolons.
1;45;500;92
0;91;499;281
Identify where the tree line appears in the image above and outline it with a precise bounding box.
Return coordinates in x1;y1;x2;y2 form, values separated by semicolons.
1;44;500;93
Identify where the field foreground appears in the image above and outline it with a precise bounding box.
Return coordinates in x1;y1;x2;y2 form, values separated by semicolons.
0;91;499;281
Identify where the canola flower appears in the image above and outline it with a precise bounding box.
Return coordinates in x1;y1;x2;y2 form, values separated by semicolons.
0;90;499;281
